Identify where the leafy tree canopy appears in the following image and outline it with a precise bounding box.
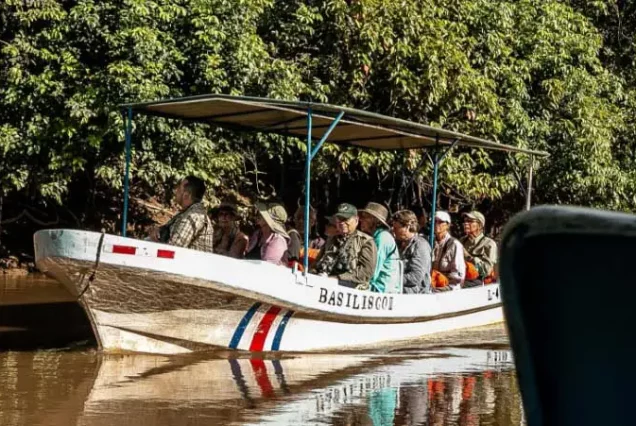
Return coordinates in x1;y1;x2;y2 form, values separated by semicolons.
1;0;635;242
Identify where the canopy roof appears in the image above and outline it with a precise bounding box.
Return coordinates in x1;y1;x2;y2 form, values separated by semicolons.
121;94;548;157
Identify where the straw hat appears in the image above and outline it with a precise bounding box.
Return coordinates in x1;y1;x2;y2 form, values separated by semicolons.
359;202;390;228
255;202;289;238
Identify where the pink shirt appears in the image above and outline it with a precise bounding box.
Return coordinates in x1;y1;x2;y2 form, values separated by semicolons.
247;231;289;265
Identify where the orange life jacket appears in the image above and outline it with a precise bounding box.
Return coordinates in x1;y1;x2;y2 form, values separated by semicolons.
465;261;480;281
431;269;449;288
287;247;321;272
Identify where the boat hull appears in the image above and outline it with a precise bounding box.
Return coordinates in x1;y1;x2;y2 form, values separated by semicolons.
34;229;504;354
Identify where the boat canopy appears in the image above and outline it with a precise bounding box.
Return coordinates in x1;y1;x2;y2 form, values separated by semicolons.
120;94;548;272
122;94;548;157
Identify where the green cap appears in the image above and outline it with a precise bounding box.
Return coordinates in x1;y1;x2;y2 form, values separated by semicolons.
333;203;358;219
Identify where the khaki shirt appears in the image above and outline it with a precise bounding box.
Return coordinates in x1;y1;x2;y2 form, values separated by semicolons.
312;230;377;286
460;233;497;277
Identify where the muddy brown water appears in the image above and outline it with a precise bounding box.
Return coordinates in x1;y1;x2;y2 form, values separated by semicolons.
0;276;524;426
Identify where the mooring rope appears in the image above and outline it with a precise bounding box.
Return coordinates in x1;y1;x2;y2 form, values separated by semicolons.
77;230;105;299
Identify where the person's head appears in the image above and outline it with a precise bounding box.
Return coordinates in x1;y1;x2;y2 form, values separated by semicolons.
332;203;359;236
324;217;339;238
293;205;317;233
216;203;239;229
358;202;390;235
392;210;419;242
175;176;206;209
434;211;451;239
255;202;289;237
462;211;485;238
412;206;428;231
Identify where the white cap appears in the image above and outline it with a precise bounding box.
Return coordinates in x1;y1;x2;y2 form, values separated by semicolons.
435;211;451;223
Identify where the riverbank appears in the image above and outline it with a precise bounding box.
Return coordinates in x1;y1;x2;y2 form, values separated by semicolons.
1;256;36;275
0;275;94;350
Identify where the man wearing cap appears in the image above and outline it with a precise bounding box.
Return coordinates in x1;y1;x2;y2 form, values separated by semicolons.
432;211;466;287
359;202;400;293
312;203;377;289
460;211;497;284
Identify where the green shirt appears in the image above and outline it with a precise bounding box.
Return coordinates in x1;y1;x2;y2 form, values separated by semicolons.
370;228;400;293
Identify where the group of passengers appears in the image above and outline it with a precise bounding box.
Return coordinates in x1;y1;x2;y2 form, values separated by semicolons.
150;176;498;293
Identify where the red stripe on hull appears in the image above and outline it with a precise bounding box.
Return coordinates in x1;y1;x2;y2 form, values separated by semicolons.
249;306;281;352
112;245;137;255
157;249;175;259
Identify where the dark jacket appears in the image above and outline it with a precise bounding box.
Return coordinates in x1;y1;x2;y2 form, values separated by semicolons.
399;234;432;294
312;230;377;286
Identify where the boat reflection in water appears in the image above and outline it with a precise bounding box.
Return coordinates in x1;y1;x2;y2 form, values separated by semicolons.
0;346;522;426
78;348;520;425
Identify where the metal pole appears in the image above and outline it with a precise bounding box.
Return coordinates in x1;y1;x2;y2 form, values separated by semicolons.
429;150;439;249
310;111;344;159
427;138;460;248
525;155;534;210
122;107;133;237
302;111;344;273
303;108;312;273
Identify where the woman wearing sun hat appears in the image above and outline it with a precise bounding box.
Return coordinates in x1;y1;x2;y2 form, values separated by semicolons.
358;202;400;293
245;202;290;265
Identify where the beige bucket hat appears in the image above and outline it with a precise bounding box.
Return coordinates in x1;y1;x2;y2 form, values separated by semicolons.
358;202;390;228
255;202;289;238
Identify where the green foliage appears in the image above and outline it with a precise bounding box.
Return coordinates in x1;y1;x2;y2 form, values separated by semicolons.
1;0;636;234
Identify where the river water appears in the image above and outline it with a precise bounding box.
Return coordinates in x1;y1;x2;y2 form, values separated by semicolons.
0;276;524;426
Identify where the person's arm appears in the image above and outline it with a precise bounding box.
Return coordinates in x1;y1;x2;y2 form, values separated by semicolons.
448;241;466;284
473;241;497;276
337;238;377;284
310;238;330;274
403;240;430;289
261;234;288;265
229;233;248;258
287;231;301;261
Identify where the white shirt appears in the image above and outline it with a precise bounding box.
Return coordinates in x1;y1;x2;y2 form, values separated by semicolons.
432;233;466;284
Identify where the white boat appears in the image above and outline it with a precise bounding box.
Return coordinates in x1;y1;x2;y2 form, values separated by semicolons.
35;228;504;354
34;95;547;355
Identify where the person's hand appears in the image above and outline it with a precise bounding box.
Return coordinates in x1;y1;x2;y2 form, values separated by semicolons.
148;226;160;242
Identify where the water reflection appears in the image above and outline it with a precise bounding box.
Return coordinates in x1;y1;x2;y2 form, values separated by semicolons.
0;348;522;426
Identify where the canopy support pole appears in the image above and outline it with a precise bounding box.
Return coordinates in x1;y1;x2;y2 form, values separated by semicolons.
303;111;344;273
428;137;460;248
303;108;312;274
122;107;133;237
525;155;534;210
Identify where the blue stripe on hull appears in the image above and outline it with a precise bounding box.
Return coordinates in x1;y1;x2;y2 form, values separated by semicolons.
229;303;261;349
271;310;294;351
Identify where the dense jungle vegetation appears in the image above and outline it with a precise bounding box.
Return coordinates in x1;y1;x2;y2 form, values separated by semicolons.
1;0;635;263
